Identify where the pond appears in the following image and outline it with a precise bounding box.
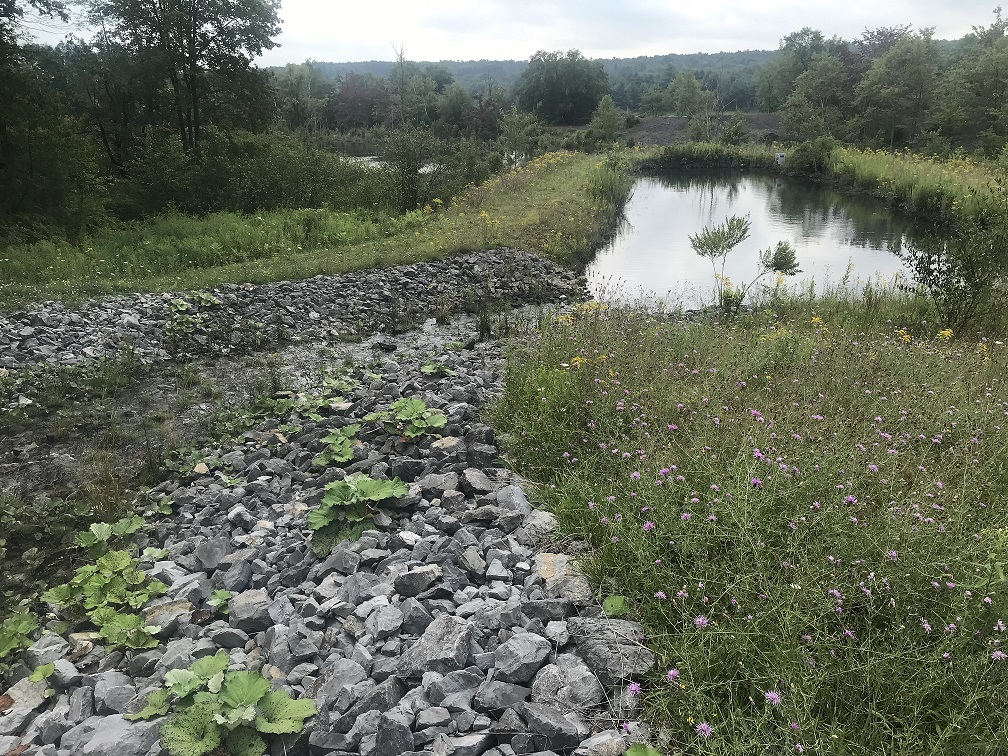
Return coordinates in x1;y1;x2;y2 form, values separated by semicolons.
586;171;927;308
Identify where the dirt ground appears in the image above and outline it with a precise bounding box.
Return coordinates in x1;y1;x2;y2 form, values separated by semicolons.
625;113;782;147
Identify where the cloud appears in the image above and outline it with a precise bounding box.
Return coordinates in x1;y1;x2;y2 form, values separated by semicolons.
258;0;999;65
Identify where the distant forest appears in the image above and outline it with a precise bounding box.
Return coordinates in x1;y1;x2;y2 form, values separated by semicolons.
271;49;777;112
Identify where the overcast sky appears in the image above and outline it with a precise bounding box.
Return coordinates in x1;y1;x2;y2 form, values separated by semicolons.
27;0;1000;64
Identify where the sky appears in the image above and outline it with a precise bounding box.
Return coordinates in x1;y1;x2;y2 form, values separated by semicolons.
25;0;1000;64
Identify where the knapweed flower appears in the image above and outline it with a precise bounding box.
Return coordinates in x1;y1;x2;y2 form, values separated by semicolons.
642;521;655;531
626;682;642;696
764;690;782;706
696;722;713;738
630;471;641;480
694;615;709;629
992;650;1007;661
751;478;763;488
655;591;666;599
667;668;680;681
886;550;899;562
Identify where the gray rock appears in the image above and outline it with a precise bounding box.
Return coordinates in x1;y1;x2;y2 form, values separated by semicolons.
142;599;193;638
496;486;533;515
314;658;368;708
195;537;231;571
400;598;434;635
530;657;605;711
473;681;532;713
427;669;484;705
574;730;627;756
158;638;196;671
0;677;48;736
220;560;253;592
170;571;211;604
416;706;452;729
419;472;460;497
332;676;406;733
68;686;94;724
230;588;273;633
518;702;588;751
210;625;250;649
460;546;487;576
25;634;70;668
366;605;405;640
94;670;137;715
78;715;161;756
523;510;558;537
461;468;494;495
448;733;496;756
51;658;82;689
394;565;442;597
398;614;475;676
566;617;655;686
375;711;414;756
494;633;552;684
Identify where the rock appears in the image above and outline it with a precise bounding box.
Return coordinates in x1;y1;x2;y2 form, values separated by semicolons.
25;634;70;668
195;537;231;571
473;681;532;713
427;669;484;705
448;733;496;756
494;633;552;684
314;658;368;709
143;599;193;640
78;715;161;756
566;617;655;686
366;604;405;640
230;588;273;633
496;486;533;515
398;615;475;676
518;702;588;751
0;677;48;736
170;571;211;604
460;546;487;576
331;676;406;733
51;659;82;689
400;598;434;635
210;625;250;649
94;671;136;715
416;706;452;729
523;510;558;537
461;468;494;495
419;472;460;498
375;711;413;756
394;565;442;597
530;657;605;711
574;730;628;756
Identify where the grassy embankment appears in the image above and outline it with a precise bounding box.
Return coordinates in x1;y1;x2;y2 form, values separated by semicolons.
0;151;629;309
491;145;1008;752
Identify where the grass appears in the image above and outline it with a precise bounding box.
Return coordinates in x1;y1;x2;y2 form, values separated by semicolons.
494;299;1008;754
0;151;631;308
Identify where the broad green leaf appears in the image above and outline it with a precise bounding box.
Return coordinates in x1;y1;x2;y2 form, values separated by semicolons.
207;671;224;694
225;725;267;756
89;522;114;541
603;594;628;617
29;662;54;681
625;745;662;756
214;704;257;730
75;531;99;548
112;515;145;537
165;669;202;698
426;412;447;428
254;690;317;734
97;550;132;573
218;671;271;712
306;508;336;531
160;702;222;756
125;688;171;721
189;650;231;680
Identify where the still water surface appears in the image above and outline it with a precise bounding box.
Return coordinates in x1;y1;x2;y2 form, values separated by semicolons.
586;172;924;307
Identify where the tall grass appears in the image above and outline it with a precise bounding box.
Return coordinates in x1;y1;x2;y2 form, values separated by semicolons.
640;142;779;172
495;302;1008;754
0;151;630;307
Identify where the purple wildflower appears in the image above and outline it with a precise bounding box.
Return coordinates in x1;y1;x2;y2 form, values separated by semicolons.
694;615;709;629
764;690;782;706
696;722;713;738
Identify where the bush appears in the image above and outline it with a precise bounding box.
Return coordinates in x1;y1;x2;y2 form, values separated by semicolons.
785;136;838;175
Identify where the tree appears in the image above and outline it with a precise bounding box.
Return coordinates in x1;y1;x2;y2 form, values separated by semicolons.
755;27;827;111
515;49;609;125
853;33;937;147
381;123;443;212
83;0;282;155
589;94;622;144
780;54;851;140
498;106;540;168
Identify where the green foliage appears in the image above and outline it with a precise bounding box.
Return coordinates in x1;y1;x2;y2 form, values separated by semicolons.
498;107;542;169
41;549;166;649
365;397;447;438
207;589;233;616
29;662;55;682
420;361;457;377
624;745;662;756
515;49;609;125
307;473;408;556
689;215;801;316
312;424;360;467
588;95;623;145
74;514;145;558
587;151;634;210
602;595;628;617
127;652;316;756
0;611;38;661
495;302;1008;751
